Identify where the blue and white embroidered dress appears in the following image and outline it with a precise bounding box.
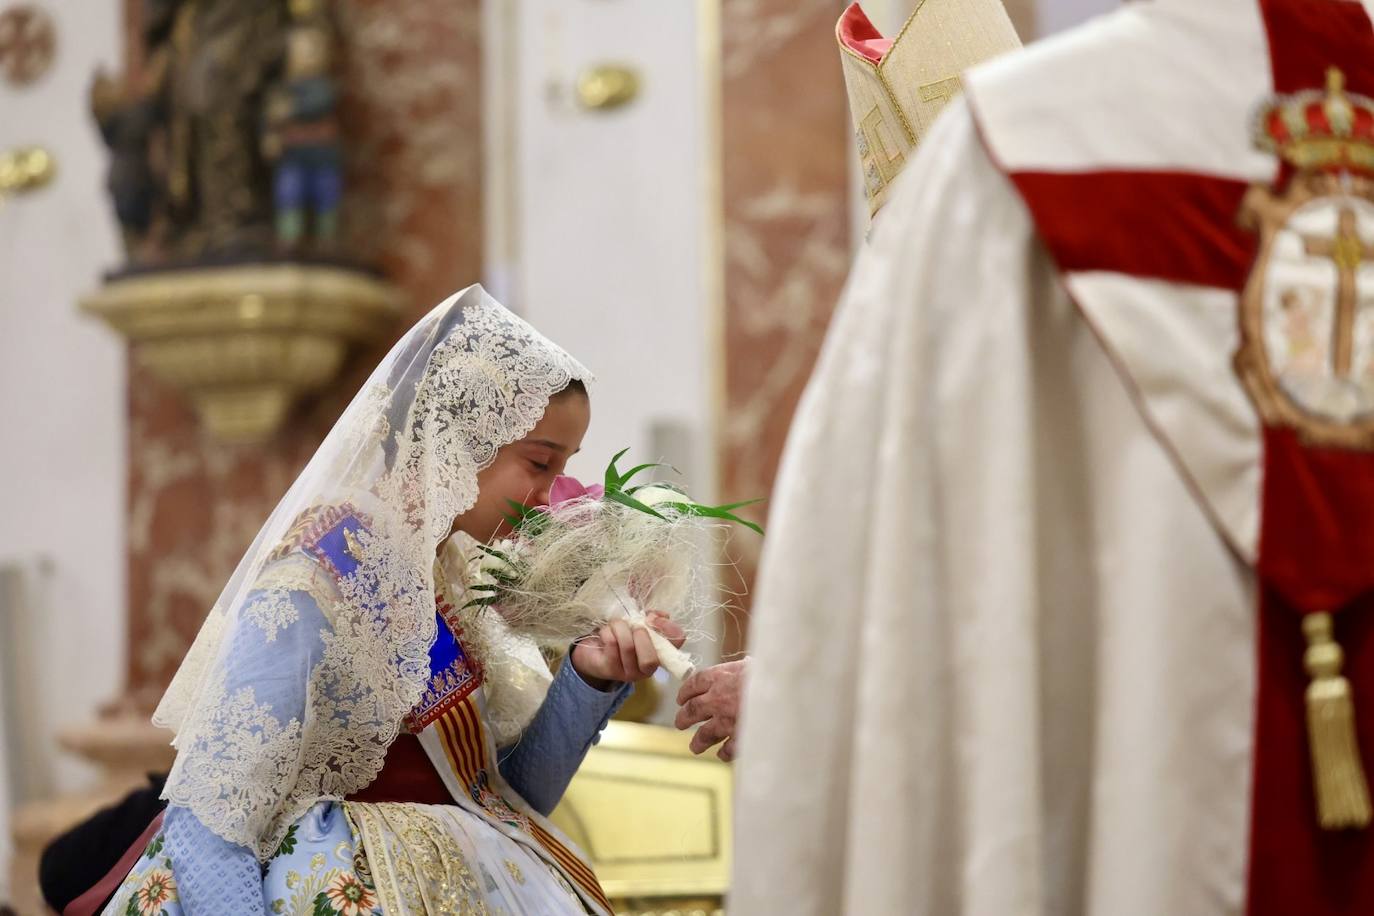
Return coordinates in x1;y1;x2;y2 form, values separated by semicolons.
103;287;626;915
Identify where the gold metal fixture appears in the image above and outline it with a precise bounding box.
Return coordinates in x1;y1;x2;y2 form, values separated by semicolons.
0;145;55;197
576;64;641;111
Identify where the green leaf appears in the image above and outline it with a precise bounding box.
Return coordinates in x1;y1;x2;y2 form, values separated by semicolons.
473;543;510;561
502;498;539;527
502;498;553;537
505;497;537;516
312;891;337;916
613;462;670;491
664;501;765;535
594;447;765;534
604;447;633;491
273;824;299;858
603;486;667;520
702;498;764;513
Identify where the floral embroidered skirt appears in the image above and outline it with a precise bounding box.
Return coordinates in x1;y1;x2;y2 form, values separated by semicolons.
103;801;590;915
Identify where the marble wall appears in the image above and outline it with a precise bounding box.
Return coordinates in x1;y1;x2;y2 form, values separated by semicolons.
711;0;1065;655
124;0;484;691
716;0;855;656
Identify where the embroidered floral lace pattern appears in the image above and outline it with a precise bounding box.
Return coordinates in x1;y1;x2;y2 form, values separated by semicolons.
253;554;347;624
242;590;300;642
154;287;592;860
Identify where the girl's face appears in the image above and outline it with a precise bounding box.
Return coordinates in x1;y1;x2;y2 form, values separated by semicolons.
451;388;591;543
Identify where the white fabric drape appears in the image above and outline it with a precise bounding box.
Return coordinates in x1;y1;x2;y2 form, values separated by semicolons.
731;99;1256;915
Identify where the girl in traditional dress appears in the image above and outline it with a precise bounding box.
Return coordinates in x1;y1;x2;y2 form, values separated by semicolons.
100;286;683;915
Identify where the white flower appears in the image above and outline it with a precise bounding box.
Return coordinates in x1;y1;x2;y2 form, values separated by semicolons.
470;537;522;587
635;486;686;508
480;552;515;579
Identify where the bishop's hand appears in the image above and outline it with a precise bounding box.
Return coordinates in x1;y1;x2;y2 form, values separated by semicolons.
675;658;749;761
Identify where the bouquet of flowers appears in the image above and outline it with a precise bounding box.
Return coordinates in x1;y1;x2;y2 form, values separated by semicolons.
464;450;762;679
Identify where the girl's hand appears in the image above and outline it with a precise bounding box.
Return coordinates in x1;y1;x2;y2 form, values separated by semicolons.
570;611;687;690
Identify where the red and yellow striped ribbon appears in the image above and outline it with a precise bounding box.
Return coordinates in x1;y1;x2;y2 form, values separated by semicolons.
432;696;612;913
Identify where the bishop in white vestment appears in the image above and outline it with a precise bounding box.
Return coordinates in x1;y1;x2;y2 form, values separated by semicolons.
733;1;1374;914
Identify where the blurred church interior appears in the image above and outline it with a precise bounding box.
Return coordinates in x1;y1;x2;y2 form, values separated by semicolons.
0;0;1114;912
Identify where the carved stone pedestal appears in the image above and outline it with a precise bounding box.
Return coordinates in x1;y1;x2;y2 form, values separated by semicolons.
82;263;401;443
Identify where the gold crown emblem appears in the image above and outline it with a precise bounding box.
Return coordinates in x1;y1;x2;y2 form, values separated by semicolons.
837;0;1020;217
1255;67;1374;174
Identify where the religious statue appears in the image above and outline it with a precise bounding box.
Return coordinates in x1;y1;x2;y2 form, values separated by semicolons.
89;0;337;268
88;0;182;262
90;70;163;259
261;0;342;252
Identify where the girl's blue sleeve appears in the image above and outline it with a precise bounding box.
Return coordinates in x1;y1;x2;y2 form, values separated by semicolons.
496;661;632;816
161;586;327;915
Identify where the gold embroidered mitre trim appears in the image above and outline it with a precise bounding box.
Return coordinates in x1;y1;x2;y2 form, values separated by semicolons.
837;0;1021;217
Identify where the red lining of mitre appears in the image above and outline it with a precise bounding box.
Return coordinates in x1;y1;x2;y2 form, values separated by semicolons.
838;2;894;64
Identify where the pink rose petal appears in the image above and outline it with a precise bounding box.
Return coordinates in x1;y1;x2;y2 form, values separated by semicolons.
549;475;588;507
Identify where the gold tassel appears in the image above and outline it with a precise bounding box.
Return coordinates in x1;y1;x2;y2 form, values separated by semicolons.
1303;612;1373;830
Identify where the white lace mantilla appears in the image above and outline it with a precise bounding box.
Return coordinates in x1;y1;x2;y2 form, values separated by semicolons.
154;286;591;860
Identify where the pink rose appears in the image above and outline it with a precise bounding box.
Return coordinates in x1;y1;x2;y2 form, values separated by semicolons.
549;475;605;508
